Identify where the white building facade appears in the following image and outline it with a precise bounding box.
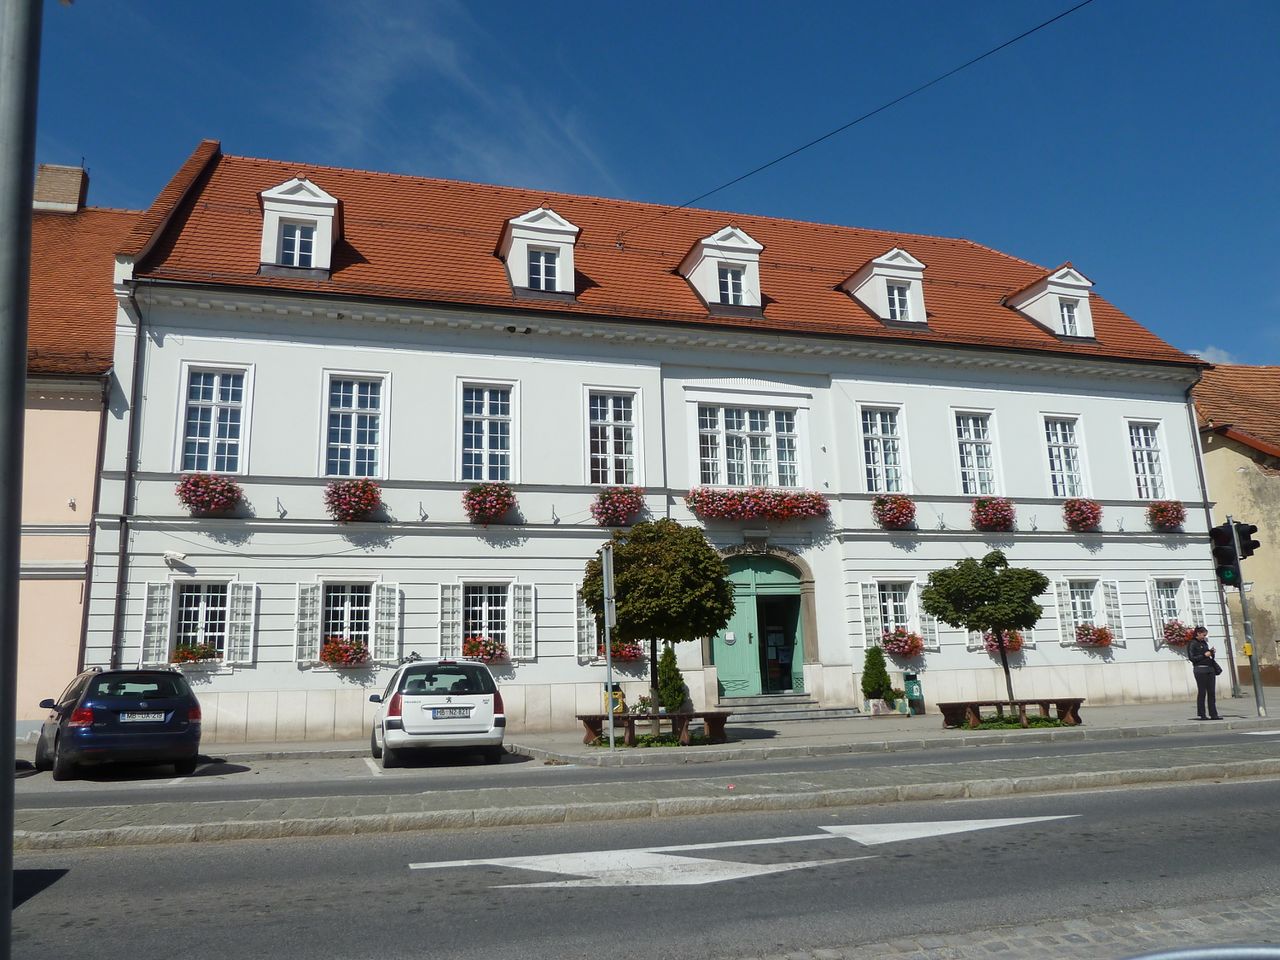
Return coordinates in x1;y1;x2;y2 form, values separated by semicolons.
85;142;1219;741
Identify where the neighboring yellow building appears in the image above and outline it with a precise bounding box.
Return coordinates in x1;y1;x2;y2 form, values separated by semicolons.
1195;365;1280;683
17;165;136;737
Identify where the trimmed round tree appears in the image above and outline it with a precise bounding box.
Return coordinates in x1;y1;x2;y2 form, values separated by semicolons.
861;645;894;704
921;550;1049;706
581;519;734;722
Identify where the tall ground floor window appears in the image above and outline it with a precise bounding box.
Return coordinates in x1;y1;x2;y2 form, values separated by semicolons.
323;583;372;646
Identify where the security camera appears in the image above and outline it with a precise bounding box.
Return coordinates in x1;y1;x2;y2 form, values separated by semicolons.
162;550;187;564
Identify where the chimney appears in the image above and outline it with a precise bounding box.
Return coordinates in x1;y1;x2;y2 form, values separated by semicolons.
33;163;88;213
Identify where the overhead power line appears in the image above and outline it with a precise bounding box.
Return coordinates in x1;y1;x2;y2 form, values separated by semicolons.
617;0;1098;242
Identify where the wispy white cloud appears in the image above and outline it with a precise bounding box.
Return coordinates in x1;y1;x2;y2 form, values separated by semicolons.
1189;345;1241;365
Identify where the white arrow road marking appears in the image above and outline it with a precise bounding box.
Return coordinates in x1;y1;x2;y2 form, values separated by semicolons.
1239;731;1280;736
409;815;1074;887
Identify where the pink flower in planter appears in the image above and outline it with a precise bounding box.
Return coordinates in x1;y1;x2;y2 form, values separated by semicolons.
881;627;925;658
463;482;517;525
871;494;916;530
1075;623;1113;647
591;487;645;527
175;473;243;516
1146;500;1187;531
324;479;382;522
983;630;1024;654
1162;619;1194;646
684;487;829;522
971;496;1016;532
1063;498;1103;532
319;636;371;666
463;635;509;664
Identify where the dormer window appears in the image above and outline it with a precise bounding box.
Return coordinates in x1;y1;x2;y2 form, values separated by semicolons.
1005;263;1095;338
841;248;927;324
718;266;744;305
499;208;579;296
259;177;339;277
679;226;763;313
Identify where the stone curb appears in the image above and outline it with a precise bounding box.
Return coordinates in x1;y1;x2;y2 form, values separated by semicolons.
16;756;1280;852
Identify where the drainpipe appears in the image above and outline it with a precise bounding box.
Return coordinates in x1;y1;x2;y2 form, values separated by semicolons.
75;371;112;671
1185;376;1240;696
108;281;146;669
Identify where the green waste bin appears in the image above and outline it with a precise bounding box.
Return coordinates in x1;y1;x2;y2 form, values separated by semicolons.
904;673;925;716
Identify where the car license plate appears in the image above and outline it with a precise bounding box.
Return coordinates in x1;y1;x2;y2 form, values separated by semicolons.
119;711;165;723
432;707;471;719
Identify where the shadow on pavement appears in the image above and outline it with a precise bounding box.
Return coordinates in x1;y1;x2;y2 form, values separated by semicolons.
13;869;67;908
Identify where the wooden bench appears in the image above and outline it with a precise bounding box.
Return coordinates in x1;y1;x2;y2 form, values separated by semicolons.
937;698;1085;730
575;711;734;747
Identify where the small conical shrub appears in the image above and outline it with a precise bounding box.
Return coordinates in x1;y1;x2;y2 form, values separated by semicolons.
658;643;689;713
861;645;894;702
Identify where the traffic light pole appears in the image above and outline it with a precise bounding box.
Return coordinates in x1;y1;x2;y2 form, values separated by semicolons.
1228;514;1266;717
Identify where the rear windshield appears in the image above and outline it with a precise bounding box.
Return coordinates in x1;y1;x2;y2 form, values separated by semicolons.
399;664;495;696
88;674;189;699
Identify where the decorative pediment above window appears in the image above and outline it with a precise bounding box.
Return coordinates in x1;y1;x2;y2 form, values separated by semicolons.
259;176;340;276
678;226;764;314
1005;263;1095;338
840;247;927;325
498;207;579;296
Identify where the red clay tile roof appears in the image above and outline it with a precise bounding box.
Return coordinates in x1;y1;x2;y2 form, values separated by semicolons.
30;206;138;376
132;141;1200;368
1194;365;1280;458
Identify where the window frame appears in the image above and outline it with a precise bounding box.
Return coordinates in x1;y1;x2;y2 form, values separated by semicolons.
694;403;802;488
321;581;376;649
172;361;255;476
856;401;910;494
278;219;317;268
1124;418;1170;500
173;580;232;659
885;281;912;322
1056;577;1127;647
456;378;520;483
950;407;1002;496
1040;411;1089;499
141;574;256;669
317;369;391;480
684;387;811;490
462;580;513;649
717;264;745;305
583;385;644;487
527;246;559;291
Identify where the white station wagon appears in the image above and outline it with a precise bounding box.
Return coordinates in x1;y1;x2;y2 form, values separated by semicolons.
369;659;506;768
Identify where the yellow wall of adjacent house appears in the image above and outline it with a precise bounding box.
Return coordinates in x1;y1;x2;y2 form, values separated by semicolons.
22;393;101;523
1201;433;1280;668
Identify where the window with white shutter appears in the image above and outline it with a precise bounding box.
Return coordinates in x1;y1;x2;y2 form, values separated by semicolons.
511;583;536;660
295;582;321;663
225;581;257;665
860;581;882;648
439;583;462;657
141;582;173;666
1186;580;1205;628
1148;578;1205;648
372;582;401;663
576;589;597;660
1102;580;1126;645
1054;580;1075;645
915;578;939;651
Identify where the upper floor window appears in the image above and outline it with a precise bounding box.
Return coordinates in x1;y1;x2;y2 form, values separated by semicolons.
325;376;382;477
280;222;315;268
182;368;245;473
1044;416;1083;497
861;406;903;493
1128;421;1165;499
955;412;996;495
698;404;798;487
886;283;911;322
718;266;744;305
462;385;512;482
588;392;636;485
528;249;558;291
1059;299;1079;336
175;582;229;658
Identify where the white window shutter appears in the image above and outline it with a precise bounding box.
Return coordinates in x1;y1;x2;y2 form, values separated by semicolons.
967;630;983;652
373;582;401;663
141;581;173;665
1146;579;1163;646
1055;580;1074;645
861;582;882;647
512;583;536;660
1185;580;1205;629
1103;580;1125;644
295;582;321;663
576;588;597;660
915;579;939;650
440;583;462;657
226;582;257;665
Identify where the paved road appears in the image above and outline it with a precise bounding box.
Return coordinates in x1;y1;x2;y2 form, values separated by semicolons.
14;778;1280;959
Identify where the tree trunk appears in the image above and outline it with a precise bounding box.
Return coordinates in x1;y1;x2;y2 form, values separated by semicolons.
996;631;1016;705
648;637;660;736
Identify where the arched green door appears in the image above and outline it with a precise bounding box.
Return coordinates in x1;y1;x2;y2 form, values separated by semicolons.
714;556;803;698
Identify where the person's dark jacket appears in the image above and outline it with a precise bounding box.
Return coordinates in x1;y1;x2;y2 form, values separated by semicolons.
1188;638;1217;673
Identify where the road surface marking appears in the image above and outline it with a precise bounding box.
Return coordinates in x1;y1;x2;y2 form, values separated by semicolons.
363;757;383;776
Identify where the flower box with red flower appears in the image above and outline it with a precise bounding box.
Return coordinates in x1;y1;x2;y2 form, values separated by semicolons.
463;482;517;525
324;478;382;522
462;635;509;664
684;487;829;522
172;642;222;664
881;627;925;658
971;496;1016;533
982;629;1025;655
1162;619;1194;647
597;640;645;662
871;494;916;530
175;473;243;517
591;486;645;527
1063;498;1103;532
319;636;371;666
1075;623;1113;647
1146;500;1187;531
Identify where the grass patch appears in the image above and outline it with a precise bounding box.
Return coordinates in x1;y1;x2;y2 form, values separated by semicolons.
590;733;711;748
969;714;1066;730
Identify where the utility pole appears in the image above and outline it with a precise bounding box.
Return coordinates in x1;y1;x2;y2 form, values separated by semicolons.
1228;515;1266;718
601;543;617;750
0;2;44;956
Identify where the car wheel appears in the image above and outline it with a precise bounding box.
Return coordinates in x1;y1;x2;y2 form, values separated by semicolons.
483;746;505;765
50;737;76;782
173;757;198;776
33;734;52;773
381;742;402;769
369;726;382;760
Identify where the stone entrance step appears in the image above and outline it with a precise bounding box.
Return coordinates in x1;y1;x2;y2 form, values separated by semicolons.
717;693;862;724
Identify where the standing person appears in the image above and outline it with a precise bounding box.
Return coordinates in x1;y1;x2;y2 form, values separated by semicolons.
1187;625;1222;720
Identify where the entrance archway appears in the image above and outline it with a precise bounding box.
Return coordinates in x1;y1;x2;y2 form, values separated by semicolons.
712;553;808;698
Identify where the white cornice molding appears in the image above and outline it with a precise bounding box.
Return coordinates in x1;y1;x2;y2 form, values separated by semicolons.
137;286;1198;384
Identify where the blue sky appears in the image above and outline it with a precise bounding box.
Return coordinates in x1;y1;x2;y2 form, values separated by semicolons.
34;0;1280;365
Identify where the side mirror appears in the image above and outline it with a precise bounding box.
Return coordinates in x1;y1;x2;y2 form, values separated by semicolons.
368;694;382;704
38;698;55;710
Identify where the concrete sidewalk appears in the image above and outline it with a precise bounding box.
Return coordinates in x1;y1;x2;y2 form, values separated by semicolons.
14;699;1280;851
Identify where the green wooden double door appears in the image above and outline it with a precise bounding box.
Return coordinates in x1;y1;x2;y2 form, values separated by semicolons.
713;556;804;698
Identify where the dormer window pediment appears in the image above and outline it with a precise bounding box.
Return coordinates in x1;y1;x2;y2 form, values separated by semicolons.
1006;263;1095;338
259;176;339;276
679;225;763;311
841;247;927;325
499;207;579;296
